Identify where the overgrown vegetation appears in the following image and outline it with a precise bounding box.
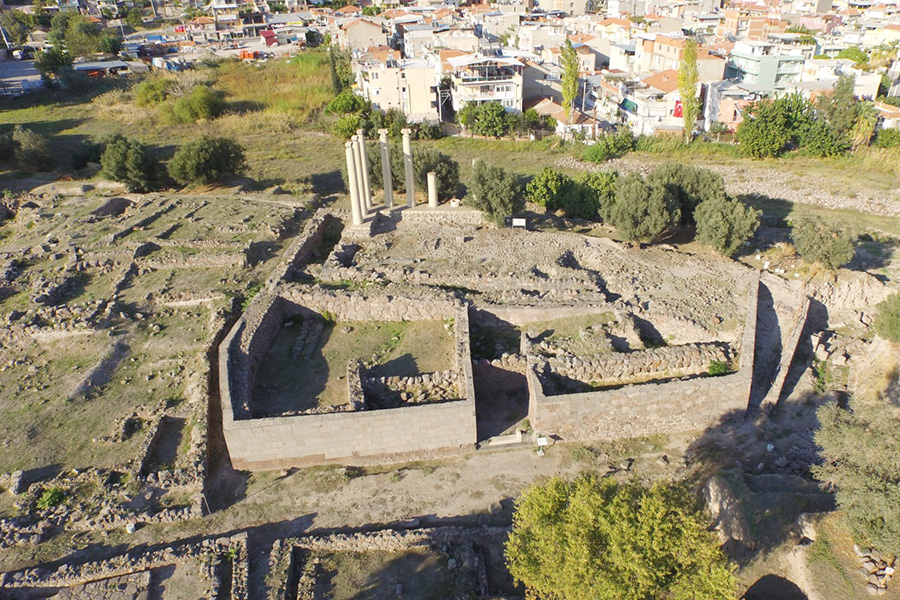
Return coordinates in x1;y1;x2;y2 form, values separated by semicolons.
506;476;736;600
791;218;855;269
100;135;162;192
874;293;900;343
168;136;246;185
467;160;523;225
813;396;900;557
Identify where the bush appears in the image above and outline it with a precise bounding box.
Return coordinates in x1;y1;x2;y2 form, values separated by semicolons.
526;167;570;209
694;194;760;256
12;125;54;171
0;131;16;166
610;174;680;242
327;90;366;114
577;170;618;221
57;66;92;94
333;114;362;139
708;360;729;375
583;127;636;163
791;218;855;269
646;162;725;224
873;129;900;149
413;147;459;199
471;101;510;138
169;85;225;123
813;397;900;557
737;98;792;158
100;135;161;192
874;293;900;343
506;476;736;600
134;78;173;106
168;136;246;185
36;487;65;510
467;160;523;225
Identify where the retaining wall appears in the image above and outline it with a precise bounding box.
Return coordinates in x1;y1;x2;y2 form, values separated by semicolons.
527;275;759;440
219;290;477;470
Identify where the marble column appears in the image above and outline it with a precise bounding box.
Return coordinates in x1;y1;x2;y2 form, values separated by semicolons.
345;141;363;226
352;135;367;214
427;171;438;208
401;127;414;208
356;128;372;211
378;128;393;209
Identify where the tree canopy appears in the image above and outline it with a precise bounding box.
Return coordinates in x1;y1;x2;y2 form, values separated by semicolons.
677;38;700;142
506;476;736;600
467;160;523;225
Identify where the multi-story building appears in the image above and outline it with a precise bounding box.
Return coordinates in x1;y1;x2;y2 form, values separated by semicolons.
716;8;771;40
516;23;566;53
447;53;524;112
355;49;441;121
337;17;388;50
635;34;726;81
726;40;804;91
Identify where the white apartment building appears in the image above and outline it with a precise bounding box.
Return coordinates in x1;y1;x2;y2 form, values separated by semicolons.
447;53;525;112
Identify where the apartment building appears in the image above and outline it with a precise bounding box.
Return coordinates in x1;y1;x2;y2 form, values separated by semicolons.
725;40;804;91
447;53;524;112
355;50;441;121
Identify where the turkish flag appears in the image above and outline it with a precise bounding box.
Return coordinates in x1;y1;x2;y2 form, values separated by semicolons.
673;101;683;118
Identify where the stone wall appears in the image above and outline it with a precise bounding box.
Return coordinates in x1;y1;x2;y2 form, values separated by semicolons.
394;206;486;226
527;276;759;440
219;290;477;470
265;209;338;288
541;342;732;391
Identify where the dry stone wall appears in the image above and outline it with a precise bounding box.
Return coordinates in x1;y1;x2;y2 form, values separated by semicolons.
527;277;759;440
541;342;732;391
219;289;477;470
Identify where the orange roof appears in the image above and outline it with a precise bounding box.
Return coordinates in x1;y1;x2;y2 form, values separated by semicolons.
379;8;409;18
599;17;631;27
642;69;679;94
336;5;362;13
886;24;900;31
568;33;597;43
191;16;215;24
432;7;454;19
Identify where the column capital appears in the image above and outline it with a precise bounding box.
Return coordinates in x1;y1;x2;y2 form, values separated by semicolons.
400;128;412;136
377;128;389;136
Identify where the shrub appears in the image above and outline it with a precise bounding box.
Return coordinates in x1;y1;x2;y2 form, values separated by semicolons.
12;125;54;171
646;162;725;224
506;476;736;600
467;160;523;225
874;293;900;343
813;397;900;557
708;360;729;375
100;135;161;192
873;129;900;149
582;143;610;163
0;131;16;166
471;101;509;138
36;487;65;510
413;147;459;199
57;66;92;94
327;90;366;114
694;194;761;256
333;114;362;139
526;167;570;209
737;98;792;158
134;78;173;106
169;85;225;123
610;174;680;242
168;136;246;185
791;218;855;269
576;170;618;221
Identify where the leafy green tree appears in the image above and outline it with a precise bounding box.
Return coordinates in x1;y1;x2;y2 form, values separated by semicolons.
169;85;225;123
472;101;509;138
98;31;121;55
677;38;700;142
801;120;849;157
506;476;736;600
11;125;53;171
328;45;352;94
874;293;900;343
694;194;761;256
816;74;858;140
577;170;618;221
646;162;725;224
0;10;35;46
100;135;161;192
561;40;578;127
610;174;680;241
134;78;173;106
836;46;868;66
168;136;246;185
467;160;523;225
737;98;791;158
813;397;900;557
35;46;73;77
526;167;570;209
413;147;459;199
457;102;479;131
327;90;366;114
126;8;143;29
791;218;855;269
64;18;101;57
